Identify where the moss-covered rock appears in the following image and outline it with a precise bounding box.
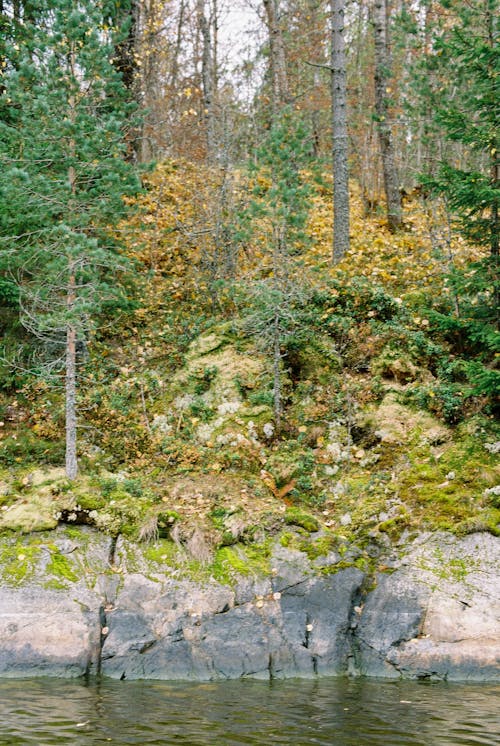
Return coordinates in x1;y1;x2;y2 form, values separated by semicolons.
371;346;421;383
284;507;320;533
0;496;60;533
0;536;42;586
360;393;450;446
186;332;227;359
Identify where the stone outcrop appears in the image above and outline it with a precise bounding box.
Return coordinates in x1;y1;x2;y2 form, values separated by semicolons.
0;528;498;682
355;532;500;681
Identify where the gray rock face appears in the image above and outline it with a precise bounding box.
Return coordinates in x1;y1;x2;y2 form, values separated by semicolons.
0;584;101;677
0;529;498;682
0;527;109;678
353;532;500;681
99;564;364;681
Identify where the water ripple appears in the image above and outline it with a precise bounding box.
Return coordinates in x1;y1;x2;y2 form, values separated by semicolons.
0;678;499;746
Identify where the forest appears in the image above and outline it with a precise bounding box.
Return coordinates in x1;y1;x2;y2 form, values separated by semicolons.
0;0;498;577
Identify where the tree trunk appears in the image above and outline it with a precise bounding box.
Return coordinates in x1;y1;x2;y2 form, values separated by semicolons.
66;78;78;480
198;0;216;162
272;309;282;433
211;0;219;96
111;0;140;160
486;3;499;258
168;0;186;92
65;272;78;480
0;0;5;97
263;0;289;114
331;0;350;263
371;0;402;231
114;0;138;92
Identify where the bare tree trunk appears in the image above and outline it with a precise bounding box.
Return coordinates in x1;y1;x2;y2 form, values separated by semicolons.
137;0;165;162
111;0;140;160
197;0;216;161
66;68;78;480
65;273;78;480
485;3;499;258
168;0;186;92
371;0;402;231
272;309;282;433
211;0;219;94
311;69;321;156
263;0;289;114
0;0;5;97
331;0;350;263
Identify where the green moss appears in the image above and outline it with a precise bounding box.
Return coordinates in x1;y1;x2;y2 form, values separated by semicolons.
0;494;60;533
297;533;336;560
74;490;106;512
279;531;294;548
209;506;231;530
43;578;69;590
320;560;350;574
61;525;89;543
142;537;271;585
212;546;249;584
381;427;500;536
144;538;181;566
284;507;319;533
318;552;378;576
78;490;159;538
454;509;500;537
0;538;41;586
157;510;181;537
45;546;79;584
371;347;419;383
0;489;14;509
418;547;475;583
378;511;412;540
353;555;372;572
212;542;271;585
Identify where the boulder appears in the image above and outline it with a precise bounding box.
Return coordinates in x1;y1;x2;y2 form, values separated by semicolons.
354;532;500;681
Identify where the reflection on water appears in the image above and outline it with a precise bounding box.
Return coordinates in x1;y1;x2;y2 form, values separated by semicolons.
0;676;499;746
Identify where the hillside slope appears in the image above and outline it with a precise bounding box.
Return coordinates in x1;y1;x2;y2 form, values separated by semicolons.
0;161;498;565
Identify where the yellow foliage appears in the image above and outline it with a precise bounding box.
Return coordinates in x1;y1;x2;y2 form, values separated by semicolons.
117;159;485;316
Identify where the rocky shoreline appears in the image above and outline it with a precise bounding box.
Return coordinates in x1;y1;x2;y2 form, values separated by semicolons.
0;528;498;682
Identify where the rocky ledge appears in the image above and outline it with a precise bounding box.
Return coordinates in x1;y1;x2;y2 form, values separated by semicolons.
0;528;498;682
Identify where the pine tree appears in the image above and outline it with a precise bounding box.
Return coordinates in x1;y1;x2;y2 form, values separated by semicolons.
415;0;499;256
408;0;499;388
0;0;140;478
242;109;313;431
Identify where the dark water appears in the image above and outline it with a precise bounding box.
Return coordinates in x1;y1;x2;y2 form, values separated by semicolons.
0;677;499;746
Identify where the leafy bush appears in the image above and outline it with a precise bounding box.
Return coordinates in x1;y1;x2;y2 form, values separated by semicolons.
248;389;274;407
189;397;214;422
193;365;218;395
321;276;406;323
